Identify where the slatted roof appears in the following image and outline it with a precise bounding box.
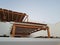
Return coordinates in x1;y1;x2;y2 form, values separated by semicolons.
0;8;26;22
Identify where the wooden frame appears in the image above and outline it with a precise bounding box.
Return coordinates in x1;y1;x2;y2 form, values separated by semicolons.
11;23;50;38
0;8;26;22
23;15;29;22
0;8;50;38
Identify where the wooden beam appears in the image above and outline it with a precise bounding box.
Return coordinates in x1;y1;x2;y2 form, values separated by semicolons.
23;15;29;22
47;27;50;38
14;24;43;29
2;9;6;20
11;24;16;37
19;13;25;22
12;11;13;21
0;8;3;21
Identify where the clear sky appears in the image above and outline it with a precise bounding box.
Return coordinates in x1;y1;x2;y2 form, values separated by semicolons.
0;0;60;24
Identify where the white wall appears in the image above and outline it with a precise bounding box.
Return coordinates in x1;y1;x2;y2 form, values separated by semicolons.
0;22;60;37
0;22;13;36
55;22;60;37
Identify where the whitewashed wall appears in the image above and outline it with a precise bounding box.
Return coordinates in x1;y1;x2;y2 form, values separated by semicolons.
0;22;13;36
0;22;60;37
55;22;60;37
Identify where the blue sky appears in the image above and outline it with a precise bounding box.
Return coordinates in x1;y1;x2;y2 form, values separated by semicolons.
0;0;60;24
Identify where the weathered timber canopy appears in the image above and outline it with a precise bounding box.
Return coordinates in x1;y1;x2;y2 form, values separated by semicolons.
0;8;26;22
0;8;50;38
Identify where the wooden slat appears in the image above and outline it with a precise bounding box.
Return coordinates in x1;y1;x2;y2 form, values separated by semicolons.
46;27;50;38
15;12;19;22
23;15;28;22
14;24;43;29
19;13;26;22
9;10;12;21
12;11;13;21
3;9;9;21
7;10;9;21
22;22;47;26
13;12;18;21
0;8;2;21
0;8;26;22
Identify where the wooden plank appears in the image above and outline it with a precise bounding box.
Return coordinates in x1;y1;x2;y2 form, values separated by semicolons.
0;8;26;22
3;9;9;21
14;24;43;29
9;10;13;21
22;22;47;26
13;12;17;21
19;13;26;22
15;13;19;22
11;25;16;37
0;9;4;21
11;11;14;21
0;8;2;21
23;15;28;22
8;10;9;21
47;27;50;38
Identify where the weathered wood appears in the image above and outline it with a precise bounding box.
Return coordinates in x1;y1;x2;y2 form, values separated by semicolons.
47;27;50;38
11;25;16;37
11;23;50;38
0;8;26;22
0;8;50;38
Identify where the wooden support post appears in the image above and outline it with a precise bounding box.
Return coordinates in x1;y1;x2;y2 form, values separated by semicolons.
11;24;16;37
47;27;50;38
